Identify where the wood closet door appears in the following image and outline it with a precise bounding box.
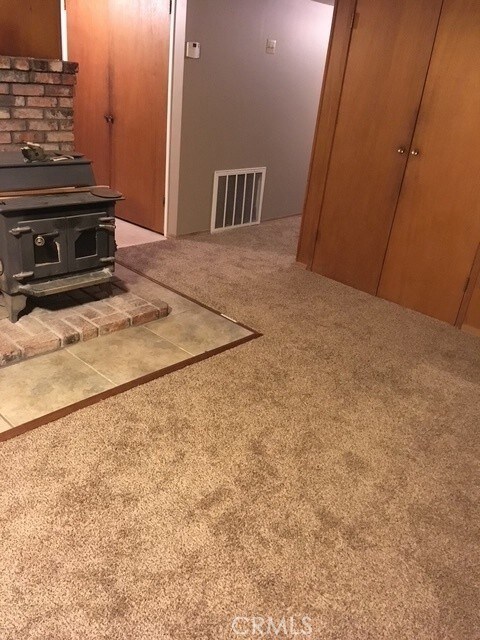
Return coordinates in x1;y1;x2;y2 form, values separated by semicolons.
311;0;443;294
66;0;111;186
378;0;480;324
110;0;170;233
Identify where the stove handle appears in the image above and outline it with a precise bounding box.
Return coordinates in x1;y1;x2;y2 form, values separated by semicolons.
98;223;116;233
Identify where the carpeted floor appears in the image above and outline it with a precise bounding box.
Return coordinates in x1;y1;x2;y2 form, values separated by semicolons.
0;216;479;639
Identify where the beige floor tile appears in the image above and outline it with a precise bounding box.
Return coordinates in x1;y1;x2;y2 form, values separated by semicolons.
145;308;253;356
0;415;12;434
0;351;113;426
115;219;165;248
67;325;190;385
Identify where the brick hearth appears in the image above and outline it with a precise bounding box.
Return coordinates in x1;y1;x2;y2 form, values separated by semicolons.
0;282;169;367
0;55;77;153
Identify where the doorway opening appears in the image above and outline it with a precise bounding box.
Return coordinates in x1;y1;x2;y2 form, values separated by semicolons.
65;0;170;240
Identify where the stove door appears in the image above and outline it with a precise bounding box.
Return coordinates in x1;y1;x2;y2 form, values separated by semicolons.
67;212;115;273
14;217;69;280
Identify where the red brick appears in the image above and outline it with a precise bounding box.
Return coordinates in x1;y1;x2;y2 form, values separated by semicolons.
44;108;73;120
37;318;80;345
27;120;58;131
61;74;76;86
48;60;64;73
0;334;23;367
59;120;74;131
12;131;45;144
59;143;74;152
45;85;73;97
12;84;44;96
0;70;29;83
91;313;130;335
63;315;98;341
12;58;30;71
30;72;61;85
63;62;79;74
58;97;73;108
0;132;11;144
0;56;11;70
0;108;10;119
130;305;160;326
0;84;9;95
30;59;50;72
26;96;57;108
81;300;117;317
12;107;43;119
0;120;27;131
19;333;60;359
0;95;24;107
17;316;47;336
46;131;74;143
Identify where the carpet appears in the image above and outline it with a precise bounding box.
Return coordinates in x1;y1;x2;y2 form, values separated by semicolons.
0;216;478;639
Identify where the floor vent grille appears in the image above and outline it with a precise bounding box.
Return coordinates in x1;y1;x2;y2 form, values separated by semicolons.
211;167;266;232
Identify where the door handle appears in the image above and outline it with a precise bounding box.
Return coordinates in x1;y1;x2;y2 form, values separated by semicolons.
104;114;114;124
410;149;420;156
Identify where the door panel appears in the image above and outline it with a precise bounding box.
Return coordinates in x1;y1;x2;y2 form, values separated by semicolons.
66;0;111;186
20;218;68;280
110;0;170;232
378;0;480;324
311;0;443;294
68;213;112;273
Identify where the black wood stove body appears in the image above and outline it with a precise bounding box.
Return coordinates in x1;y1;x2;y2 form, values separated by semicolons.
0;152;122;322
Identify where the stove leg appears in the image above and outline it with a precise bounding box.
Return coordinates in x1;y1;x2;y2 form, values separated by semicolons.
3;293;27;323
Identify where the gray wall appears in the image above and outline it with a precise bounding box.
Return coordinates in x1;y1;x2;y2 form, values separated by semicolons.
177;0;334;235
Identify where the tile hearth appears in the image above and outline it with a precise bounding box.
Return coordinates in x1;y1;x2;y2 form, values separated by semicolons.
0;283;168;367
0;263;258;439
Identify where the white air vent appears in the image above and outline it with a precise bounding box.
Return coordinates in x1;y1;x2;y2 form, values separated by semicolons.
211;167;266;233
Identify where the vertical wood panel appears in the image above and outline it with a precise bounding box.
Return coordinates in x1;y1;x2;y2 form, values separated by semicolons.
310;0;443;294
296;0;356;266
110;0;170;232
66;0;111;186
0;0;61;59
378;0;480;324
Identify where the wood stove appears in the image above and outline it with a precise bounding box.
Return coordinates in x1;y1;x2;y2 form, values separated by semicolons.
0;152;122;322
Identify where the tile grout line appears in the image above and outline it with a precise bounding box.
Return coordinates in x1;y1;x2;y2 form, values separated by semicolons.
65;349;117;386
141;326;200;357
0;411;14;428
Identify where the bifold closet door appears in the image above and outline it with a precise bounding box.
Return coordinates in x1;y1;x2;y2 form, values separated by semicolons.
378;0;480;324
310;0;443;294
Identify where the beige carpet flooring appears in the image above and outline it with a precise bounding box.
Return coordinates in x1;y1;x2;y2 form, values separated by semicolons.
0;216;479;639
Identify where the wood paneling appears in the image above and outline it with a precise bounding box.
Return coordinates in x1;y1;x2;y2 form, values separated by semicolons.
67;0;111;186
66;0;169;233
0;0;61;59
296;0;356;266
378;0;480;324
310;0;443;294
110;0;169;233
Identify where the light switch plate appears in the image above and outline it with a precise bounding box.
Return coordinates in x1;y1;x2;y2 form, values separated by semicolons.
186;41;201;59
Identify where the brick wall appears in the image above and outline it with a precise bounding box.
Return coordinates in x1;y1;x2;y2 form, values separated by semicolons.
0;55;78;153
